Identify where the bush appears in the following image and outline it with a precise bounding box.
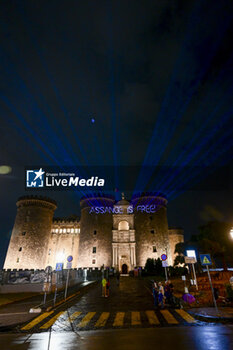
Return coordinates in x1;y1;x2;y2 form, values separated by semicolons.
144;258;164;276
169;266;189;277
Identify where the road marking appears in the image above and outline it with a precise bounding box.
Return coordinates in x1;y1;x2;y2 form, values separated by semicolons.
40;311;66;329
77;312;96;328
21;311;54;330
95;312;110;327
145;310;160;325
161;310;179;324
66;311;82;324
131;311;141;325
175;309;196;323
113;312;125;326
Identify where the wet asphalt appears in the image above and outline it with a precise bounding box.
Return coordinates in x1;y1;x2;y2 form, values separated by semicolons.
1;277;233;349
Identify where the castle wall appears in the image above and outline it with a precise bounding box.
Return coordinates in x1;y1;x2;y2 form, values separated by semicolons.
4;194;183;270
168;228;184;264
46;221;80;269
77;196;114;268
132;195;172;267
4;196;57;270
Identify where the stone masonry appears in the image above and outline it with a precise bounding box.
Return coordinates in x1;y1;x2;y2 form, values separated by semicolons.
4;193;184;271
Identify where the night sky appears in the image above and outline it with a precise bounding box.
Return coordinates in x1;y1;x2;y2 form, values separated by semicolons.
0;0;232;268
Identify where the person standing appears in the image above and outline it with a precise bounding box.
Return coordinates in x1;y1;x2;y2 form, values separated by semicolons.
164;281;171;305
158;282;164;309
102;277;107;297
106;279;110;297
152;284;159;308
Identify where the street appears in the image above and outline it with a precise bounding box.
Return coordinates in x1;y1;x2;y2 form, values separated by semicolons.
1;326;233;350
1;277;233;349
19;277;198;332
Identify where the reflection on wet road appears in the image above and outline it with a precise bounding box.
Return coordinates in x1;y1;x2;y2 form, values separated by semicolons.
1;325;233;350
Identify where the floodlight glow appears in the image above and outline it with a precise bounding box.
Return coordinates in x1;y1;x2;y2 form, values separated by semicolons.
56;252;65;262
230;228;233;239
186;250;196;259
0;165;12;174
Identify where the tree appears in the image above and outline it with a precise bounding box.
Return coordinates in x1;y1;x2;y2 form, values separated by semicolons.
175;242;186;256
191;221;233;269
154;258;163;275
145;258;155;274
174;255;185;267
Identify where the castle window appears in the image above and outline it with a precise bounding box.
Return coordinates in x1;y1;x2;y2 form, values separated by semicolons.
75;228;79;233
93;247;96;254
63;228;66;233
48;249;51;255
55;228;59;233
71;228;74;233
19;247;22;252
118;221;129;230
153;246;157;252
22;231;26;236
92;259;96;264
67;228;70;233
59;228;63;233
16;258;19;263
93;230;97;235
151;230;155;234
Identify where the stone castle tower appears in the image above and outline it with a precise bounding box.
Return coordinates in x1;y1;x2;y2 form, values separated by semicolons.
4;196;57;270
132;193;172;266
4;193;184;271
78;194;115;268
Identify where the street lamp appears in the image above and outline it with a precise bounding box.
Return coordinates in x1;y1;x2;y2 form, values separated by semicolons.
230;228;233;239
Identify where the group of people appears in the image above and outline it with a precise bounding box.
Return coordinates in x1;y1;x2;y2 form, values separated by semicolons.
152;280;174;308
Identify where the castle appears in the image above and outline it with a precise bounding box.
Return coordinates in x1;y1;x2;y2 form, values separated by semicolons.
4;193;184;272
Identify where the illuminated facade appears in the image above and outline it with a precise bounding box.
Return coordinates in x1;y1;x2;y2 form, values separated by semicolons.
4;193;184;272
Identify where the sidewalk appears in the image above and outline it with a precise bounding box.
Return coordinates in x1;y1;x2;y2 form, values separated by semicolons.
188;307;233;323
0;281;96;330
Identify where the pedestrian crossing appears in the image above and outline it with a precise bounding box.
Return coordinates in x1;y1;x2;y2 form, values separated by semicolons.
21;309;196;331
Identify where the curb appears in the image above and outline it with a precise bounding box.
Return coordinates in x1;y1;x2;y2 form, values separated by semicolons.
46;280;97;311
189;312;233;323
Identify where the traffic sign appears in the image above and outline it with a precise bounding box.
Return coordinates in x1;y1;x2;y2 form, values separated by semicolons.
66;262;72;269
67;255;73;262
56;263;63;271
200;254;212;266
161;254;167;261
162;261;168;267
185;257;197;264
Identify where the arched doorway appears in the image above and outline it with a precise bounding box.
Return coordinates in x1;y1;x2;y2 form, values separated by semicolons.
122;264;128;274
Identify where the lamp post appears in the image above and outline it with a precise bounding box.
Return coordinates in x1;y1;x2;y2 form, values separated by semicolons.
229;228;233;290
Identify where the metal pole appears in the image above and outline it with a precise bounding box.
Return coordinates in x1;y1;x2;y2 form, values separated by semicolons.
206;265;218;314
53;287;57;306
165;266;168;280
64;269;70;300
43;291;47;305
53;273;58;306
192;263;198;290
